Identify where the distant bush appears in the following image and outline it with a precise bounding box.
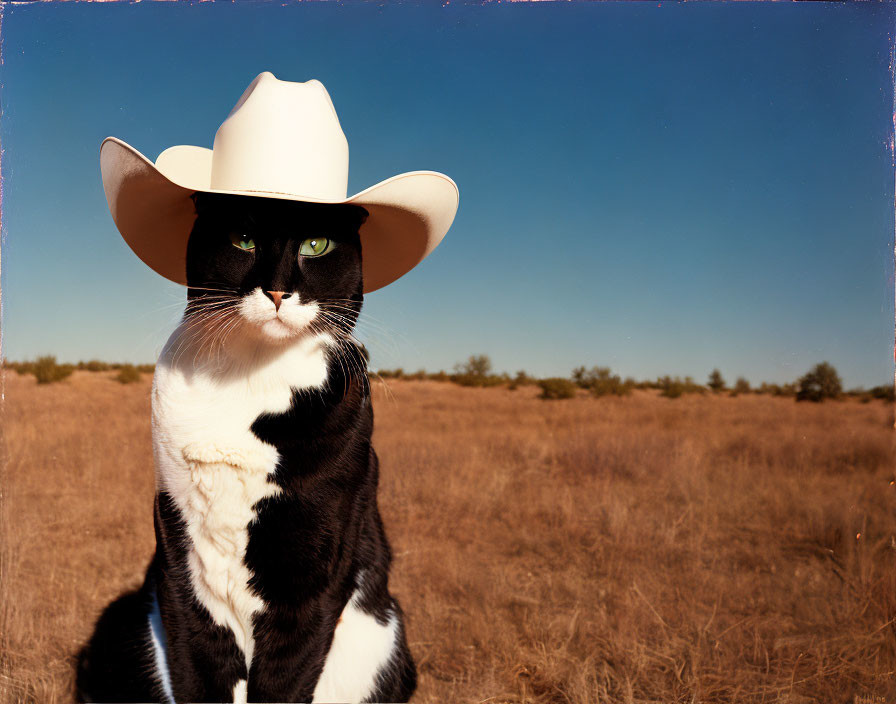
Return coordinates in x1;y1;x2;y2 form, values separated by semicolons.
508;370;535;391
78;360;112;372
428;370;451;383
756;382;794;397
796;362;842;403
658;377;684;399
376;368;405;379
869;385;895;403
451;355;506;388
33;356;74;384
571;366;632;397
571;366;591;389
115;365;142;384
136;364;155;374
657;375;705;399
515;370;536;386
592;375;632;397
538;378;577;400
708;369;726;393
456;355;492;377
730;377;751;397
3;360;35;376
452;372;507;388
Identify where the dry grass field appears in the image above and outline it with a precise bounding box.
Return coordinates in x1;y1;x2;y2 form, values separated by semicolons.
1;370;894;703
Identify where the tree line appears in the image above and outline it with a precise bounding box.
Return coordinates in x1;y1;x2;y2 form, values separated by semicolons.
4;354;893;403
3;357;153;385
376;356;894;403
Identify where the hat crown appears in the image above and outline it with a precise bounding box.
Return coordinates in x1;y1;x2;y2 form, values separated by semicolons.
209;72;349;200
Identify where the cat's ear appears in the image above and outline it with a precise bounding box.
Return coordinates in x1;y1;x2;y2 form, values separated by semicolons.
190;191;204;216
191;191;222;218
351;205;369;229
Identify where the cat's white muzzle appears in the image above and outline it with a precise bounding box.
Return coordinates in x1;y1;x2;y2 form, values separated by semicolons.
238;288;320;341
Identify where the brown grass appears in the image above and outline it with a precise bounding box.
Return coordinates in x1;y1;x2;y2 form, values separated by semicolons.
1;371;895;703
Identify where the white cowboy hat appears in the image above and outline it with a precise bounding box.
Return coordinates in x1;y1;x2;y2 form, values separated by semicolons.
100;71;459;293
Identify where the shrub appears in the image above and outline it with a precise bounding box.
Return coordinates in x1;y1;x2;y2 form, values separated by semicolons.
658;376;684;399
796;362;842;403
452;355;505;388
3;360;34;376
466;355;492;376
455;355;492;377
32;356;74;384
657;375;705;399
511;370;535;386
593;375;631;398
376;368;404;379
136;364;155;374
428;370;450;383
78;360;111;372
571;366;591;389
757;382;785;396
708;369;726;393
869;385;895;403
538;378;577;400
452;373;506;388
115;365;142;384
508;370;536;391
730;377;751;396
571;366;632;397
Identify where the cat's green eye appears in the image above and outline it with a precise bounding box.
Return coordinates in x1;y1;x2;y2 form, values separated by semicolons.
299;237;335;258
230;232;256;251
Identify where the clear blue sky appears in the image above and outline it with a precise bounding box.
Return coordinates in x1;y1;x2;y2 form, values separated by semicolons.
1;2;893;388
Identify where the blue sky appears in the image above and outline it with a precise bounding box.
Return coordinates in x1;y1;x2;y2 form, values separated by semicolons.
1;2;893;388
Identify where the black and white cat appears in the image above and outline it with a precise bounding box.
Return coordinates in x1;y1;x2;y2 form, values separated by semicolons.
77;191;416;703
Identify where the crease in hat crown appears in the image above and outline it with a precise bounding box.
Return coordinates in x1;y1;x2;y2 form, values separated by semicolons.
155;72;350;201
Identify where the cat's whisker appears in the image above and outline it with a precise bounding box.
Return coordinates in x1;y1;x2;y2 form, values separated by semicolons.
192;310;224;359
370;370;396;405
317;310;404;363
316;315;368;354
186;298;239;316
318;306;405;346
210;310;244;363
316;300;395;326
187;284;240;294
185;301;238;329
185;297;238;307
198;309;240;364
173;306;238;370
321;326;351;399
176;311;232;352
316;313;391;365
186;307;240;332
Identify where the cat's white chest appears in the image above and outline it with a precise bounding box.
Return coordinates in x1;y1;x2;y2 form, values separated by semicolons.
151;331;330;668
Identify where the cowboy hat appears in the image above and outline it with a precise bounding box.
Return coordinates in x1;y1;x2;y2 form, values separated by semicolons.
100;71;459;293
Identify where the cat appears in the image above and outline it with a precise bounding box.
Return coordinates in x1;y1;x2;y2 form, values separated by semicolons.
76;191;417;703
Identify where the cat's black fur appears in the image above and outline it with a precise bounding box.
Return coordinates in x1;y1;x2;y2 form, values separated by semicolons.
77;193;416;703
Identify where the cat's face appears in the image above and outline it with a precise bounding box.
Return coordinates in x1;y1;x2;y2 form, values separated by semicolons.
184;192;367;346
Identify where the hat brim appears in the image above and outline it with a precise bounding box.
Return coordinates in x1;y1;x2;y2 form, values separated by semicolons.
99;137;459;293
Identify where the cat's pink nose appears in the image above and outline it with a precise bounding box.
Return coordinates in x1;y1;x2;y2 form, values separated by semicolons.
265;291;288;311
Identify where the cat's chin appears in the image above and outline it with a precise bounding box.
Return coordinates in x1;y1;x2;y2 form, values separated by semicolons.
256;317;308;342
